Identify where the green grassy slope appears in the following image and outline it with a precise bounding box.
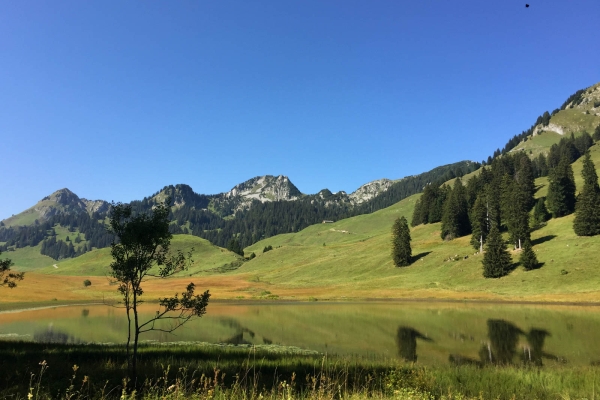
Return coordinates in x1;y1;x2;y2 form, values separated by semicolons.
5;226;89;271
13;143;600;300
37;235;241;276
225;146;600;299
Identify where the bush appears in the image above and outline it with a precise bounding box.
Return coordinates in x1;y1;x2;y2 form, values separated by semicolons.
83;279;91;287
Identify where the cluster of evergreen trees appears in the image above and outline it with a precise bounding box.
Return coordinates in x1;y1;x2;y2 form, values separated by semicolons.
411;140;600;277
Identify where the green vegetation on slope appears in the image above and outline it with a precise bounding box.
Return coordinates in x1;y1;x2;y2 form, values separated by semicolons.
38;234;241;276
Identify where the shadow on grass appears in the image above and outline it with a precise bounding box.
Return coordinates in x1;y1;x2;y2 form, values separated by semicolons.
532;235;557;246
524;262;545;271
412;251;432;263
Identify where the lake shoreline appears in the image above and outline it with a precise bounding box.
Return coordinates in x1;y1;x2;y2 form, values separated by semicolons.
3;295;600;313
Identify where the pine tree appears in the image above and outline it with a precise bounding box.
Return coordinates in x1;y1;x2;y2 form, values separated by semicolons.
441;179;470;240
546;154;576;218
392;216;412;267
482;225;512;278
532;198;551;229
515;155;535;210
573;152;600;236
593;124;600;142
469;193;488;252
519;240;539;271
411;198;424;227
501;175;530;249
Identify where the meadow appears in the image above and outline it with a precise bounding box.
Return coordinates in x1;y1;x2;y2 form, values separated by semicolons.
1;340;599;399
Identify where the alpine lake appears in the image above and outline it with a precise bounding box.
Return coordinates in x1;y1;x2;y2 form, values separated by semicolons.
1;301;600;368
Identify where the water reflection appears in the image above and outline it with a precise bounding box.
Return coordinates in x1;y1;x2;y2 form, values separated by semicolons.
34;326;80;344
480;319;524;365
449;319;559;367
396;326;432;362
1;303;594;366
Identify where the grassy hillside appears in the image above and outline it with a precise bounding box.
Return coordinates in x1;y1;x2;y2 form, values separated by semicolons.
6;147;600;303
4;225;89;271
38;235;241;276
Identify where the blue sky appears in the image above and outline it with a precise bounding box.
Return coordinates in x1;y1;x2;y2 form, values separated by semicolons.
1;0;599;219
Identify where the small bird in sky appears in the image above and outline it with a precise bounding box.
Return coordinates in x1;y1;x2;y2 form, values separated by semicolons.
525;4;530;7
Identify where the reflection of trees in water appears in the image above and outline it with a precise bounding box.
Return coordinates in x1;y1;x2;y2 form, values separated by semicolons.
396;326;432;362
219;318;256;345
33;327;80;344
450;320;558;367
522;329;562;366
479;320;524;365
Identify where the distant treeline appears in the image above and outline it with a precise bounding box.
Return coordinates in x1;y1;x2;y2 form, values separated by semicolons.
0;211;113;260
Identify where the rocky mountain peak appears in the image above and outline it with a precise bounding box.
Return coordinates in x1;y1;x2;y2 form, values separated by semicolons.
226;175;302;202
348;179;394;204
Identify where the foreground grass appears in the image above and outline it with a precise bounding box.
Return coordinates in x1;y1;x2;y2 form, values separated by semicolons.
0;341;597;399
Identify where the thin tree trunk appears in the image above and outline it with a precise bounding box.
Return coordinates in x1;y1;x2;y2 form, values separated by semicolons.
480;235;483;254
519;238;522;250
125;302;131;371
131;288;139;387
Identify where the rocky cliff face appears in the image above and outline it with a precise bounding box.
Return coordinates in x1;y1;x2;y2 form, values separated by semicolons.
211;175;303;213
226;175;302;202
348;179;394;204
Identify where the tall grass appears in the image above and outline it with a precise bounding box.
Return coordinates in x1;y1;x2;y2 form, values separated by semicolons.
0;341;597;399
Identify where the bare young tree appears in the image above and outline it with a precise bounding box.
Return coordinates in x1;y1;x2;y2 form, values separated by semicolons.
108;199;210;383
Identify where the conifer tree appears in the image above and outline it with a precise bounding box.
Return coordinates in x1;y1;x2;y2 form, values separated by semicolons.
515;155;536;210
546;154;576;218
482;225;512;278
519;240;539;271
501;175;530;249
470;193;488;252
392;216;412;267
573;152;600;236
441;179;470;240
532;198;551;229
593;124;600;142
411;198;424;227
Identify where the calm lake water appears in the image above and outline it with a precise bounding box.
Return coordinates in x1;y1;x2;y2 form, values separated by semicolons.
1;301;600;367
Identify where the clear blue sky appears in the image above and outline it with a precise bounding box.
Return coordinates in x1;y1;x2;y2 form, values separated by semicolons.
1;0;599;219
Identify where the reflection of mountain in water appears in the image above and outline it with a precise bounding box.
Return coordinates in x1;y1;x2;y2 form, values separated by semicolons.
33;327;80;344
396;326;432;362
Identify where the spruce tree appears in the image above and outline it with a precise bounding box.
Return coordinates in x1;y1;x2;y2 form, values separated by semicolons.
501;175;530;249
573;152;600;236
441;179;470;240
470;193;488;252
546;154;576;218
411;198;424;227
482;225;512;278
515;155;536;210
593;124;600;142
519;239;539;271
532;198;551;229
392;216;412;267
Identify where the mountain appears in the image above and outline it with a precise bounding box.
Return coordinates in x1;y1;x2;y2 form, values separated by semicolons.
0;160;477;264
2;188;110;227
8;80;597;263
